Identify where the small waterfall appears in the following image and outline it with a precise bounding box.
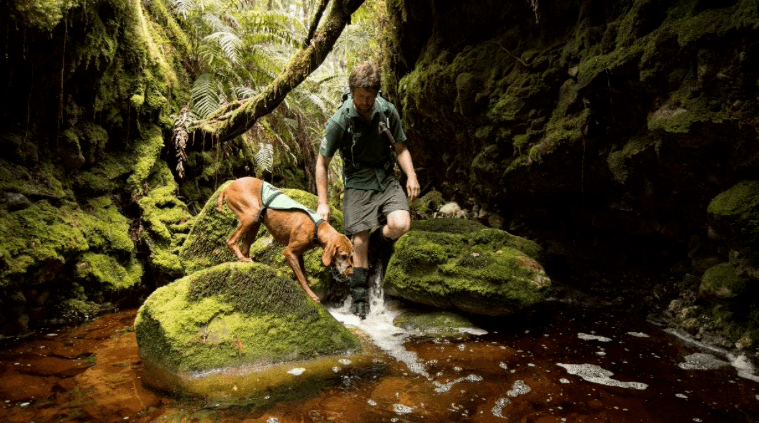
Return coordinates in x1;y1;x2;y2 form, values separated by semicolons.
328;260;430;378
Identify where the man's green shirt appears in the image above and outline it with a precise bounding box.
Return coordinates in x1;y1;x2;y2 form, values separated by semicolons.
320;95;407;191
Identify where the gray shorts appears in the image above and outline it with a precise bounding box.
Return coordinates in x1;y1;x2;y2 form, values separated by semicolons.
344;180;409;236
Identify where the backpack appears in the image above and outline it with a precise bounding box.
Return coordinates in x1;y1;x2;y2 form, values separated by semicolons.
339;88;397;147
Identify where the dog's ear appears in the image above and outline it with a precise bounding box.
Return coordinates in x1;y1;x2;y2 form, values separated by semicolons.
322;240;336;267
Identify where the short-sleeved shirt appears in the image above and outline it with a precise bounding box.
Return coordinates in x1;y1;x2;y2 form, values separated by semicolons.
320;94;407;191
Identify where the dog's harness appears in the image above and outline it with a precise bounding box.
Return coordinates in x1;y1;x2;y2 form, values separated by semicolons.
256;181;324;245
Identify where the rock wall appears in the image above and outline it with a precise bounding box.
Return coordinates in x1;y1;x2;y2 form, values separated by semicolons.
387;0;759;351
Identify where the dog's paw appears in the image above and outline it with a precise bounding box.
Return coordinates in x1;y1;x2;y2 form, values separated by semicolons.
239;257;253;263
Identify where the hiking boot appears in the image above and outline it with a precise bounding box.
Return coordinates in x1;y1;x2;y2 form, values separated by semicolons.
349;267;370;319
350;300;369;320
368;227;395;270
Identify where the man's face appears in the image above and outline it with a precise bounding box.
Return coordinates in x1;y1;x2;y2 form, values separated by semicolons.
352;87;377;119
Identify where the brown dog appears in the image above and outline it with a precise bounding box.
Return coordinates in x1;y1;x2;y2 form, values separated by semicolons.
217;177;353;303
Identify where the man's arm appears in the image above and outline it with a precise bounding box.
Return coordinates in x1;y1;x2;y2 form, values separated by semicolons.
315;153;332;221
394;142;420;203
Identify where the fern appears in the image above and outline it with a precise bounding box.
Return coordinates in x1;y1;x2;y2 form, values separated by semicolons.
191;73;220;119
255;142;274;174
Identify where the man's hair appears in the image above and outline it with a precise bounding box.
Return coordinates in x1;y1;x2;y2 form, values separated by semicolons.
349;61;381;93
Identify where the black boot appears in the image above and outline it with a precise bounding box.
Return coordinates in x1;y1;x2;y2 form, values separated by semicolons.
349;267;370;319
368;227;395;270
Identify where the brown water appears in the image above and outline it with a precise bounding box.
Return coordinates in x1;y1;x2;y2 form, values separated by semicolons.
1;303;758;422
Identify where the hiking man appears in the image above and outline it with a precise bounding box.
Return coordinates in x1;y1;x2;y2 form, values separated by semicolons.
315;61;420;319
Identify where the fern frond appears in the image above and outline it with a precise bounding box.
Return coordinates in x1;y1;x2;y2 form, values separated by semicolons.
191;73;220;119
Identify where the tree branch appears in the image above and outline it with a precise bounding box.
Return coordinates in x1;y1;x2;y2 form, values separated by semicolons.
189;0;365;143
303;0;330;48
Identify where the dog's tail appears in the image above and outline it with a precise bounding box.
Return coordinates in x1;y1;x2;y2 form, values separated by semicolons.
217;188;226;213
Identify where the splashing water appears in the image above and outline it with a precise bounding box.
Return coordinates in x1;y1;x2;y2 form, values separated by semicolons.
329;262;430;378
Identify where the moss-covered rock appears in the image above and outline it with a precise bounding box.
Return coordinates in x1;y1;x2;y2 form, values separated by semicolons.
179;180;345;299
393;309;483;338
384;218;550;316
699;262;750;301
707;181;759;253
134;261;361;397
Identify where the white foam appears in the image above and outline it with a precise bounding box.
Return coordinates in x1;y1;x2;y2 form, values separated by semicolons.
491;397;511;418
507;380;531;397
557;363;648;390
432;374;483;393
678;353;729;371
393;404;414;415
578;333;612;342
627;332;650;338
287;368;306;376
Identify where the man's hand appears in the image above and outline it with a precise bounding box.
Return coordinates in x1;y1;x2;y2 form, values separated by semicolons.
406;175;420;203
317;203;331;222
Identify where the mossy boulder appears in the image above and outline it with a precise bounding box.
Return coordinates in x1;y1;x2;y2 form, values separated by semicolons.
699;262;750;301
707;181;759;254
384;218;550;316
179;180;345;299
135;261;362;398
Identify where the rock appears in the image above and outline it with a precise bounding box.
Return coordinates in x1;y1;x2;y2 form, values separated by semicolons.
437;202;465;218
393;309;485;338
699;262;749;301
135;261;364;400
707;180;759;253
0;191;31;211
384;218;551;316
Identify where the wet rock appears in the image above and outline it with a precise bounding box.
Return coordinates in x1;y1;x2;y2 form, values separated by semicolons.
135;261;363;399
699;262;750;301
384;218;550;316
21;356;91;378
0;191;31;211
393;310;485;338
707;180;759;253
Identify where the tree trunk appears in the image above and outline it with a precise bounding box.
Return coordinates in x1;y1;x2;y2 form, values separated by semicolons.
190;0;365;143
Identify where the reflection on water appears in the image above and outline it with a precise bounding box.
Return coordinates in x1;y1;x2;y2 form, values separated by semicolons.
1;292;759;422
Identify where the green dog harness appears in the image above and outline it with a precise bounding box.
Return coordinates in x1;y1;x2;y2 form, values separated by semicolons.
257;181;324;244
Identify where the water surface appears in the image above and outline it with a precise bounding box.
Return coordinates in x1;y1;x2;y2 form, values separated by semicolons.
1;298;758;422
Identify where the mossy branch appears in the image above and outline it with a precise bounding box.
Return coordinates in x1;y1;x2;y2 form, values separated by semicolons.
188;0;365;143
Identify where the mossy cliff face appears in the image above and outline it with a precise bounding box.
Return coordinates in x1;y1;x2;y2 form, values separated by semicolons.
384;218;550;316
0;0;192;331
179;181;346;299
134;261;361;397
388;0;759;353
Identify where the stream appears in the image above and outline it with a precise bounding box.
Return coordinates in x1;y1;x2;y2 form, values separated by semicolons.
2;278;759;422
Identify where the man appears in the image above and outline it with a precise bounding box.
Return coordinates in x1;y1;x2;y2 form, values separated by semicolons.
315;61;420;319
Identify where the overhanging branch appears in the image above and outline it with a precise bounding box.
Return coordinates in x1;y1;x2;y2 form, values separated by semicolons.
189;0;365;143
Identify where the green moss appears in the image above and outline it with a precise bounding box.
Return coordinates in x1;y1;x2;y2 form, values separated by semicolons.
0;159;68;199
8;0;74;32
127;124;165;194
394;310;479;338
700;262;749;300
135;262;360;373
0;201;89;286
707;181;759;251
79;196;134;253
606;136;661;184
384;218;549;316
411;190;444;218
75;252;143;290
